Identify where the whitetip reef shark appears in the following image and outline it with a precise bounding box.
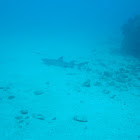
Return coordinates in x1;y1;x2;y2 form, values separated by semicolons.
42;56;88;69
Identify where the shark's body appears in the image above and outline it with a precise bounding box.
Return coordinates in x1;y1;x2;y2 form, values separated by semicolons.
42;56;88;69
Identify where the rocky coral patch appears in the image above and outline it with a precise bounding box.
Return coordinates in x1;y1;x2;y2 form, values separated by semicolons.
121;15;140;58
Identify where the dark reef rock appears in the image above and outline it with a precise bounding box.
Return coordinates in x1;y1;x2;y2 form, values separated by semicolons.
15;112;30;128
82;79;91;87
73;115;88;122
8;95;15;99
32;113;45;120
121;15;140;58
20;110;28;115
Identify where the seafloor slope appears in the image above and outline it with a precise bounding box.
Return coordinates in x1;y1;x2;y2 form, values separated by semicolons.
0;41;140;140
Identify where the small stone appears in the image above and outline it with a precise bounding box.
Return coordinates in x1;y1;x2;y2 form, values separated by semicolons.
94;82;102;86
82;79;91;87
45;82;50;85
0;87;4;89
15;116;23;120
25;116;30;119
33;114;45;120
52;117;56;120
8;96;15;99
18;120;24;124
3;86;11;91
103;90;110;94
73;115;88;122
34;90;44;95
20;110;28;115
110;95;116;99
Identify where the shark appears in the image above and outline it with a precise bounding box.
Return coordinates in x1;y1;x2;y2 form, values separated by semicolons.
42;56;88;69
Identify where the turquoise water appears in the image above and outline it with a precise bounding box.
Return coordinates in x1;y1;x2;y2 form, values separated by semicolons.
0;0;140;140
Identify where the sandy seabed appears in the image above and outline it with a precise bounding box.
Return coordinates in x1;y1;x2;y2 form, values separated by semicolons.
0;39;140;140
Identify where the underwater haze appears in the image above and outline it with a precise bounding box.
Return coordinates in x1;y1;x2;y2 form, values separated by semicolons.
0;0;140;140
